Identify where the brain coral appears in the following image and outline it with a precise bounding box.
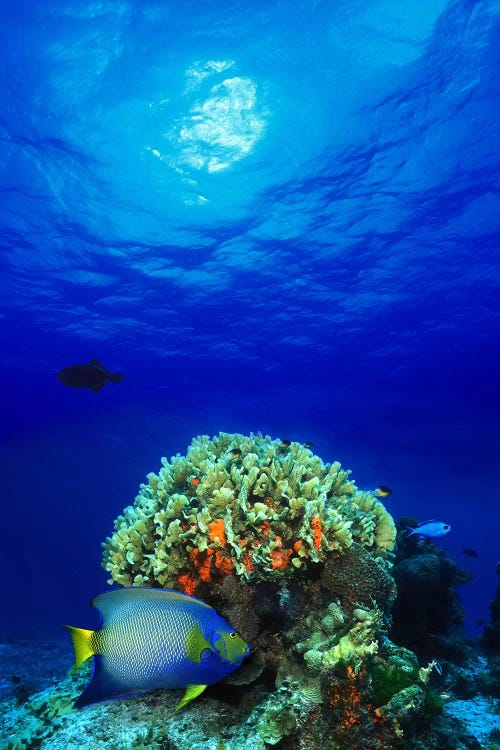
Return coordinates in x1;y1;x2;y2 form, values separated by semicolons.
102;432;396;592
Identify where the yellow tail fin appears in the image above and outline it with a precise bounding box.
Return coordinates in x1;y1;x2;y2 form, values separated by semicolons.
65;625;95;669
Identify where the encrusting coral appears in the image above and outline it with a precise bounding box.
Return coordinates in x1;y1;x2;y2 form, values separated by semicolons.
102;432;396;591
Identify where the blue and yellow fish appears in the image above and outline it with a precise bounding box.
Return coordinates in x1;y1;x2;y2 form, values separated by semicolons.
66;587;250;710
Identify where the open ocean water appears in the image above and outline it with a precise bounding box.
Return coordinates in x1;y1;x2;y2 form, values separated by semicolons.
1;1;499;749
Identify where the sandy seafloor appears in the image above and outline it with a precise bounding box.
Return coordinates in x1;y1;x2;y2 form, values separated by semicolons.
1;637;499;750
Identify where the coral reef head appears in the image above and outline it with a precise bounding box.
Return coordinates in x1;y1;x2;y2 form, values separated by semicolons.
102;432;396;590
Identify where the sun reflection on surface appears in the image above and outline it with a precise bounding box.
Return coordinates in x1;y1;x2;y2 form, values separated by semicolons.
149;62;267;180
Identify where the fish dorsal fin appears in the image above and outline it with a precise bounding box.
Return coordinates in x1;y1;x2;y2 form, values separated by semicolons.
418;519;438;526
175;684;207;712
88;358;107;371
91;587;212;623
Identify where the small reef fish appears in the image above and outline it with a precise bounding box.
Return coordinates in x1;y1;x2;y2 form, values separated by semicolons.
374;485;392;498
228;448;242;459
432;660;443;676
57;358;122;393
66;587;250;710
462;548;478;558
191;478;200;486
304;442;314;449
280;439;291;447
406;520;451;539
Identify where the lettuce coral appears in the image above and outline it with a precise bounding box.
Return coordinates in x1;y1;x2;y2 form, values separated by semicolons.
102;432;396;591
296;600;382;675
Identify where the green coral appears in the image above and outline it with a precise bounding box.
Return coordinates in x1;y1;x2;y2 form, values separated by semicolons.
379;684;426;729
297;600;383;675
423;689;444;719
371;653;420;706
254;703;296;745
369;646;444;730
102;432;396;589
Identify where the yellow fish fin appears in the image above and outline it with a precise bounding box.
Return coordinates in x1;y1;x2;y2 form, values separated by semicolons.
65;625;96;670
185;624;213;664
175;684;207;711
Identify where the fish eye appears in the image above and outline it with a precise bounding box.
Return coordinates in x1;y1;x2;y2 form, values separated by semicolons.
229;632;237;639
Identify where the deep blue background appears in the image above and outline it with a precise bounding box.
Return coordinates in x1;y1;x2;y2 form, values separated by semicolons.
0;0;499;639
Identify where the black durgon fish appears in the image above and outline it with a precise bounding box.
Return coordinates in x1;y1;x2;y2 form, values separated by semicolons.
57;358;122;393
462;548;479;558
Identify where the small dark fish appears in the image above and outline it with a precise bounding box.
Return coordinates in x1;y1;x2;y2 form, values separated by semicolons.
432;660;443;676
304;442;314;449
280;439;291;447
477;619;485;627
375;485;392;498
57;358;122;393
462;548;478;558
439;693;453;702
11;675;21;685
228;448;242;459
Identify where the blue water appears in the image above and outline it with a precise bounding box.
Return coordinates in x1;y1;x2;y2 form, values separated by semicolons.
0;0;499;641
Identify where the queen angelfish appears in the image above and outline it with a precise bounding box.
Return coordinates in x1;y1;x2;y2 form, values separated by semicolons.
66;587;251;710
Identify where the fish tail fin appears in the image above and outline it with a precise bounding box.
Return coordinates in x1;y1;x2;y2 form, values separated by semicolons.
405;527;416;538
65;625;96;670
109;372;123;383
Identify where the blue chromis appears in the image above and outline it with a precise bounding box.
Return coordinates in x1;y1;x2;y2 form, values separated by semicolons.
66;587;251;710
406;519;451;539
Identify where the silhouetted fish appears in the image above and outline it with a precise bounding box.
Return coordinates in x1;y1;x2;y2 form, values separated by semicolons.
462;548;479;558
57;358;122;393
